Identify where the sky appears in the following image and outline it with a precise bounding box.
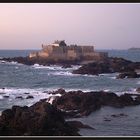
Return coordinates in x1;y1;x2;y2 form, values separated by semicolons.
0;3;140;50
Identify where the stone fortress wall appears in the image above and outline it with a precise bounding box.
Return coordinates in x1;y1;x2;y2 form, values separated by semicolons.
29;40;108;62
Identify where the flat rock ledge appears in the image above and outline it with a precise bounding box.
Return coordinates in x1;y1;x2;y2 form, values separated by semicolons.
72;57;140;76
51;89;140;118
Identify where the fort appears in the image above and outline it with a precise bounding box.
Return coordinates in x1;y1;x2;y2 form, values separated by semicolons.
29;40;108;63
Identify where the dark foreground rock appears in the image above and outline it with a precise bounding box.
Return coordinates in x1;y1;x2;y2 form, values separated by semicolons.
73;57;140;75
0;101;80;136
1;89;140;136
52;89;140;118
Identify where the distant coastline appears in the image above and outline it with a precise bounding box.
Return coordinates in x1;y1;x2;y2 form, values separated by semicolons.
128;47;140;51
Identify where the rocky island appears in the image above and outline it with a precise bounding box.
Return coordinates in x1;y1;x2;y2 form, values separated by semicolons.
1;40;140;78
0;40;140;136
0;40;108;66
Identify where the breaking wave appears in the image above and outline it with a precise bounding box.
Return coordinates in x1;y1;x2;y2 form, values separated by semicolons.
32;64;81;71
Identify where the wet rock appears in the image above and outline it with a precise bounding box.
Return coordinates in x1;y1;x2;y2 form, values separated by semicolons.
50;88;66;95
62;64;72;68
111;113;128;118
0;100;80;136
119;94;135;106
52;90;140;118
136;87;140;93
73;62;111;75
43;91;48;93
3;95;9;98
53;91;105;117
116;71;140;79
72;57;140;75
26;95;34;99
15;96;23;99
104;118;111;122
24;92;30;95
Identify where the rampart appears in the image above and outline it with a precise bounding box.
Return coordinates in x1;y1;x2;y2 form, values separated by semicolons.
29;40;108;62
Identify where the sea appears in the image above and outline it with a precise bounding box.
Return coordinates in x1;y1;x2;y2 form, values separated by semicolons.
0;49;140;136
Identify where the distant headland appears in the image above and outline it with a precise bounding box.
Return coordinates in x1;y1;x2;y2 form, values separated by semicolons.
128;47;140;51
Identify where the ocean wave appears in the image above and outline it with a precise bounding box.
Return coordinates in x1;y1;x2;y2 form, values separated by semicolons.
137;81;140;84
0;60;22;66
115;88;140;96
48;71;98;78
1;87;140;109
99;73;111;76
0;87;63;108
0;95;3;100
82;74;98;77
48;71;75;76
99;73;118;79
32;64;81;71
0;60;6;64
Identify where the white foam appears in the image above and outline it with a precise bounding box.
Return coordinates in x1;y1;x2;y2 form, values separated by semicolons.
64;88;94;93
0;87;61;99
11;61;18;64
109;76;116;79
47;95;61;104
137;81;140;84
0;60;22;66
48;71;99;77
33;64;81;71
131;96;138;100
2;86;140;108
33;64;40;67
103;89;111;92
0;95;3;99
82;74;97;77
99;73;110;76
115;89;140;96
48;71;75;76
0;60;6;63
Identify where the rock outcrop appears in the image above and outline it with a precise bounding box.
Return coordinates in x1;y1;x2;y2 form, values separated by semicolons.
72;57;140;76
52;89;140;118
0;57;79;66
0;100;80;136
1;89;140;136
73;62;111;75
116;71;140;79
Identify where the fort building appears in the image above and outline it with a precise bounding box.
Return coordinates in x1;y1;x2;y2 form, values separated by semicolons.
29;40;108;62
